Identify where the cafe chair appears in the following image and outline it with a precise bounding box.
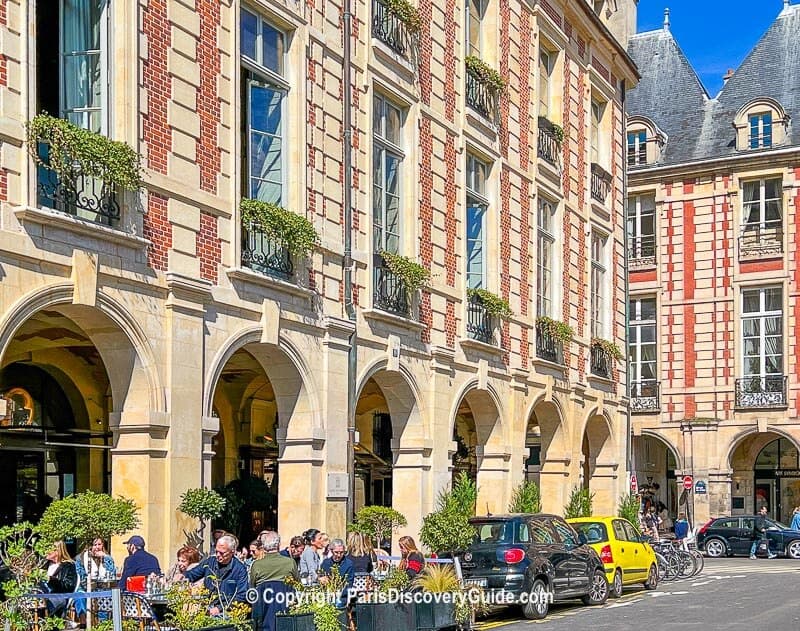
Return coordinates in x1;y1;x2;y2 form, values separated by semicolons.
94;591;161;631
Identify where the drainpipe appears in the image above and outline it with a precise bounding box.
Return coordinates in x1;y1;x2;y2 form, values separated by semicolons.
342;0;358;524
621;78;633;482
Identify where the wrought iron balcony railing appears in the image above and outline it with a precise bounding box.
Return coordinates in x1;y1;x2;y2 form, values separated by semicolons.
537;117;561;169
466;293;494;344
738;223;783;259
535;320;559;363
466;68;499;122
628;235;657;267
735;375;787;410
590;162;612;204
36;148;121;226
631;380;660;412
242;224;293;278
590;344;613;379
374;264;411;318
371;0;412;56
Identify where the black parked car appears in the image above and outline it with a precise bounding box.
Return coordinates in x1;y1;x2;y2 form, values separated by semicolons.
696;516;800;558
460;513;608;620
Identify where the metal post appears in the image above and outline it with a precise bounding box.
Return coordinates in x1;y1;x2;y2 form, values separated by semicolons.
111;588;122;631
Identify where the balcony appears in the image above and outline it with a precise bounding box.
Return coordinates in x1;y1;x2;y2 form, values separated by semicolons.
590;163;612;204
374;264;411;318
735;375;788;410
36;153;121;227
738;223;783;260
535;320;559;363
631;381;660;412
466;293;494;344
371;0;413;56
590;344;613;379
628;235;657;268
537;117;561;169
242;224;293;279
466;67;500;122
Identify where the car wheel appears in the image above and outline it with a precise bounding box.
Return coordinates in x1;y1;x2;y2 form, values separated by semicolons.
704;538;727;558
644;563;658;590
610;569;623;598
581;568;609;606
786;540;800;559
522;578;551;620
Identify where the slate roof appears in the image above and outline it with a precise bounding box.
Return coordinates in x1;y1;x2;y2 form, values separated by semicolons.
626;3;800;168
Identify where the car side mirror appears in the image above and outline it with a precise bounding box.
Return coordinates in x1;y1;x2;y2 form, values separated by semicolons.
577;532;588;545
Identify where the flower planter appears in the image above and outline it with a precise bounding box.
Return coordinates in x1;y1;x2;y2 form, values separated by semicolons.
197;625;241;631
275;611;348;631
353;600;415;630
415;600;456;630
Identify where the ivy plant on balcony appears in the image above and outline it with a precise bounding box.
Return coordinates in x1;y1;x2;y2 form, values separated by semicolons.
240;199;320;256
550;122;564;143
536;316;573;344
467;288;513;319
384;0;421;35
379;250;431;292
591;337;624;361
465;55;507;92
27;113;143;191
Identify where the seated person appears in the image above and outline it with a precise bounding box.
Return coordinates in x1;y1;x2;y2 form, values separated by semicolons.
182;534;249;615
44;542;78;617
250;531;299;587
320;539;354;592
165;546;201;585
118;536;161;590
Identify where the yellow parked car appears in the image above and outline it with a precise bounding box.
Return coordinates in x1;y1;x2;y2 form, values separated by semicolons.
567;516;658;597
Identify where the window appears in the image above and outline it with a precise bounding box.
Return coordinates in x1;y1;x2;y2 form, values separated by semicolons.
551;519;578;547
621;521;641;543
627;194;656;261
241;9;288;203
373;94;404;255
528;518;556;544
627;130;647;166
742;287;782;378
466;0;486;58
742;178;781;232
590;232;607;338
466;154;489;289
749;112;772;149
629;297;657;384
539;49;552;119
536;196;556;317
590;99;604;164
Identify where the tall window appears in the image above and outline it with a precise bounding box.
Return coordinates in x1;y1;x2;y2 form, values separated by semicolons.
536;197;556;317
373;95;404;255
538;49;552;119
590;99;604;164
627;194;656;260
466;155;489;289
629;297;657;384
241;9;287;203
742;287;783;378
590;232;607;338
466;0;485;58
742;178;781;232
627;130;647;166
749;112;772;149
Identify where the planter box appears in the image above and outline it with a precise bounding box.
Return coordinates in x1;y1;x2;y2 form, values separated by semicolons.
354;600;415;630
275;611;348;631
415;600;456;630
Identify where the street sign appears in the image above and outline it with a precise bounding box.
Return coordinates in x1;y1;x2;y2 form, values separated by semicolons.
683;475;693;490
695;480;707;495
630;473;638;494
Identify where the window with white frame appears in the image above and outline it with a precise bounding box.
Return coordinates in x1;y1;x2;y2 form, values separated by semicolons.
536;196;556;317
539;48;552;119
742;178;781;233
749;112;772;149
629;297;657;385
466;154;489;290
466;0;486;58
373;94;404;256
627;130;647;166
627;194;656;261
241;8;288;203
590;232;607;339
742;287;782;378
590;98;604;164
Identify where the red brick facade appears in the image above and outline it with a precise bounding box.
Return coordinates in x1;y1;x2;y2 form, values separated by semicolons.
197;0;221;194
143;193;172;271
197;212;221;283
141;0;170;175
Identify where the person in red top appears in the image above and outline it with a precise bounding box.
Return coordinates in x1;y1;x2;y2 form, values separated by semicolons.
398;536;425;580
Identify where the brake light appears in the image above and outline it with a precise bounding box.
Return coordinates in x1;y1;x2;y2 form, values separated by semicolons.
698;520;714;535
600;545;613;564
504;548;526;564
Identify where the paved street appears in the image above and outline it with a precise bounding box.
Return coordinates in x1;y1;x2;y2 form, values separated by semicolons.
475;557;800;630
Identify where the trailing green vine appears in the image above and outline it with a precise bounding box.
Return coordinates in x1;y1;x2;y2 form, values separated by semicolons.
241;199;320;256
468;288;513;319
465;55;507;92
591;337;624;361
536;316;573;344
550;122;564;143
383;0;421;34
27;113;142;191
380;250;430;292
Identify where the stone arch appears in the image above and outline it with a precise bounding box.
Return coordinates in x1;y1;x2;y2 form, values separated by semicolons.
523;392;570;513
524;392;570;460
580;408;619;512
725;426;800;470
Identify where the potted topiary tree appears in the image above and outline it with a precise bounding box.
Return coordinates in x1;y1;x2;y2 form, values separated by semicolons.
508;481;541;514
178;487;227;553
564;486;595;519
350;505;408;551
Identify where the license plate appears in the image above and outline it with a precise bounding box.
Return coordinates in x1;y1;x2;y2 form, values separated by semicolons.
465;578;487;587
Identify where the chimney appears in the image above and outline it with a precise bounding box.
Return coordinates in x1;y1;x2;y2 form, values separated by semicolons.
663;7;670;31
722;69;734;85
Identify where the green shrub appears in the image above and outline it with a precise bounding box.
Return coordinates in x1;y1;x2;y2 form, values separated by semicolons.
508;481;541;514
563;486;594;519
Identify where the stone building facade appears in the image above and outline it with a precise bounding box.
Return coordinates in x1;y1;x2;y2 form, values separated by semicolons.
626;3;800;527
0;0;636;561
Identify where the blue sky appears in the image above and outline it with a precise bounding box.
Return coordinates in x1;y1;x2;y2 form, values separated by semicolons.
636;1;789;96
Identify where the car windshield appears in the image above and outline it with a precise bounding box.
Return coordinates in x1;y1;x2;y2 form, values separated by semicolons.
570;521;608;544
472;520;513;544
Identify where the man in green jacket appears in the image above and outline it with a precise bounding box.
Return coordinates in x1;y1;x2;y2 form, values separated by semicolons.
250;531;299;587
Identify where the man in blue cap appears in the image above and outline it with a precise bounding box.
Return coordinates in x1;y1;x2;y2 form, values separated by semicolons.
118;535;161;589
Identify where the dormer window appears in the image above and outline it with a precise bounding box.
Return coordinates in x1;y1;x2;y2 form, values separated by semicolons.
735;98;788;151
625;116;666;166
749;112;772;149
627;129;647;166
